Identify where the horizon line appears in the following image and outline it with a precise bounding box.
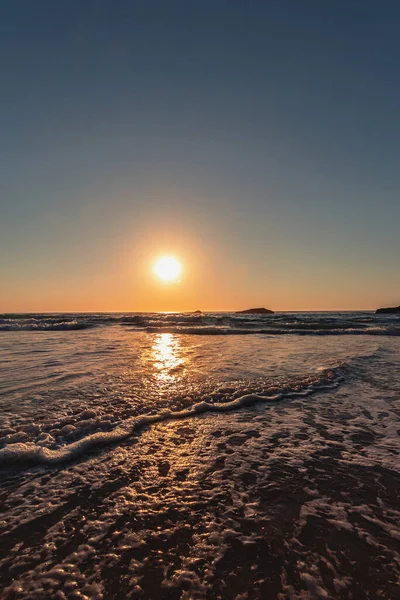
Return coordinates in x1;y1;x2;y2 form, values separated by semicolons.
0;308;383;315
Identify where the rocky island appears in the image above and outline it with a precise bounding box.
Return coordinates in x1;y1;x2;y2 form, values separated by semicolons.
375;306;400;314
235;307;274;314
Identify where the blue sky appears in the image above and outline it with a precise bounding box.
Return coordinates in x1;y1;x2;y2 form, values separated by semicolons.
1;1;399;311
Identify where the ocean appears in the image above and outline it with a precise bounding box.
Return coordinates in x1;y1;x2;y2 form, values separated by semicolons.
0;312;399;599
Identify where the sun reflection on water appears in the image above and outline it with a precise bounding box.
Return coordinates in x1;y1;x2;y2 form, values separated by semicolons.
152;333;185;382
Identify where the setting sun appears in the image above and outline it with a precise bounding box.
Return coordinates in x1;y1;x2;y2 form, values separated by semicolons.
153;256;182;282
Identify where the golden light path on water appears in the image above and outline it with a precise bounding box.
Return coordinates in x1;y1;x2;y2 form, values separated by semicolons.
151;333;186;382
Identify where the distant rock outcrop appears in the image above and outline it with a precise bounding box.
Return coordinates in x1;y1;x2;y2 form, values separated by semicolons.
236;307;274;314
193;310;202;314
375;306;400;314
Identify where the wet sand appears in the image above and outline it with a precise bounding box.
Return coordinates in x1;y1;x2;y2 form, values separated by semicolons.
1;380;399;599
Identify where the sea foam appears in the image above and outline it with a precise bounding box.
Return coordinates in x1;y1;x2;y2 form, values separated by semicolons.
0;367;343;468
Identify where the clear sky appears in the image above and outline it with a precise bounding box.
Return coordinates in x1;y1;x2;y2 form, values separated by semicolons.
1;0;399;312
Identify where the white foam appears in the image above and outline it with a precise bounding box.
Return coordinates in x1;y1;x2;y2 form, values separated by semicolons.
0;368;343;467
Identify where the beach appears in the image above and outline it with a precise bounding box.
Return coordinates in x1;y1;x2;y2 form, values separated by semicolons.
0;312;399;598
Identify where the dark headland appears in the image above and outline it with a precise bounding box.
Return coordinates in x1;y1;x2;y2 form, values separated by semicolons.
235;307;274;314
375;306;400;314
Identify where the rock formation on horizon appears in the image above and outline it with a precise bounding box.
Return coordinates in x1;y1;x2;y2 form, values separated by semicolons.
235;307;274;314
375;306;400;314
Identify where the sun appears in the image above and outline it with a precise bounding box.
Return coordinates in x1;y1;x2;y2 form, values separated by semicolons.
153;256;182;282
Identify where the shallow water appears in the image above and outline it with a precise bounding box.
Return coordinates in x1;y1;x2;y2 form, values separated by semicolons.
0;313;399;598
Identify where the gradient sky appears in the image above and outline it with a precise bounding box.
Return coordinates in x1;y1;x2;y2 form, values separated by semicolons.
1;0;399;312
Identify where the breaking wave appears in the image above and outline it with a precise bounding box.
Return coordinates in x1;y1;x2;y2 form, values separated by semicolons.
144;325;400;336
0;366;344;468
0;311;399;336
0;321;93;331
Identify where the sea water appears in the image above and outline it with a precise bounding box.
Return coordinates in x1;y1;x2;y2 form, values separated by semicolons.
0;312;399;598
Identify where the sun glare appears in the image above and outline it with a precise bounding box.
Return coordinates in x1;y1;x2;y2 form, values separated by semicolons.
153;256;182;282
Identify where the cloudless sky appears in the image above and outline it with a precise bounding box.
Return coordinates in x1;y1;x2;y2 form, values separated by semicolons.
1;0;399;312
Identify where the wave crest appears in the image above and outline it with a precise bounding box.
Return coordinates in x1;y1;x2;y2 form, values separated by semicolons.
1;312;398;336
0;367;344;468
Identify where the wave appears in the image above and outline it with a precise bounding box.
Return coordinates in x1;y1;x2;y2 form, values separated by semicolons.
0;367;344;468
0;321;93;331
1;312;399;336
145;325;400;336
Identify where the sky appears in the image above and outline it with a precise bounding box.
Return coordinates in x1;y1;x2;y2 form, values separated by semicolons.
1;0;399;312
